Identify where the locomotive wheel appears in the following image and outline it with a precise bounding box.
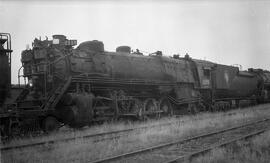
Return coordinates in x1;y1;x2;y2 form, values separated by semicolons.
42;116;60;133
0;126;4;137
132;99;144;119
158;97;172;117
143;98;158;119
8;118;20;137
10;123;20;137
1;119;10;137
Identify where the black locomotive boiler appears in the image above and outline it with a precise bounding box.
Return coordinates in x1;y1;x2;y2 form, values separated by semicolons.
1;34;270;136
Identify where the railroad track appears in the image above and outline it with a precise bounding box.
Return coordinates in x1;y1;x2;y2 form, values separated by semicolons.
89;117;270;163
0;108;266;152
0;117;186;151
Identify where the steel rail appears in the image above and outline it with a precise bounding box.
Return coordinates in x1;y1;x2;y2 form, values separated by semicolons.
165;128;267;163
89;117;270;163
0;118;183;151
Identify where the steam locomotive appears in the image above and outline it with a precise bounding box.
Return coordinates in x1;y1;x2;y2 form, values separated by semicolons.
1;33;270;136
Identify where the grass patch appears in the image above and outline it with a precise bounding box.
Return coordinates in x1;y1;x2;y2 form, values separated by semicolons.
2;104;270;163
191;130;270;163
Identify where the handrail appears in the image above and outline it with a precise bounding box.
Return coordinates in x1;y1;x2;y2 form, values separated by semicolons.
17;66;26;87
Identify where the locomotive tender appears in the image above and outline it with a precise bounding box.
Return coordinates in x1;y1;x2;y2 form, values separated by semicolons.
1;33;270;135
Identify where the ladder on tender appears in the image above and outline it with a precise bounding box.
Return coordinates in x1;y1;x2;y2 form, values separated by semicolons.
43;77;72;110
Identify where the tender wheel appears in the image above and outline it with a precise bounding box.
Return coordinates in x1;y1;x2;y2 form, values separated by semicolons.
197;102;206;112
158;97;172;117
187;103;198;114
42;116;60;133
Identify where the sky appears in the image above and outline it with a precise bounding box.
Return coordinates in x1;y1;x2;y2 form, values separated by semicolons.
1;0;270;84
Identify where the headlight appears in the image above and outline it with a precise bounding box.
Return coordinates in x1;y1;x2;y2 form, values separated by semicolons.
53;38;60;44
